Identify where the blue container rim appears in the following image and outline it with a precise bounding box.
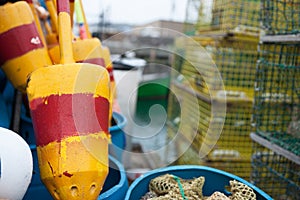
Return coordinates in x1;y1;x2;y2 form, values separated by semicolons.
125;165;272;200
29;145;127;199
110;112;127;132
99;155;127;199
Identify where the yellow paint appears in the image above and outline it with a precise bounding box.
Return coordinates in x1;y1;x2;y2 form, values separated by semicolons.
73;38;103;63
70;1;75;28
43;20;59;46
49;38;104;65
102;46;112;69
45;0;58;33
2;48;52;93
26;64;110;101
0;1;33;34
58;12;74;64
27;2;47;47
37;133;109;200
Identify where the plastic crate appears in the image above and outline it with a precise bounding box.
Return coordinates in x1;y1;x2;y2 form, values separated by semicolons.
195;0;261;35
125;165;272;200
253;42;300;156
251;142;300;199
261;0;300;35
180;35;258;98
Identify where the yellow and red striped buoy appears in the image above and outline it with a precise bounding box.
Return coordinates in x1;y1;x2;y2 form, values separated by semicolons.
48;0;105;67
0;1;52;92
48;35;105;67
26;1;110;199
27;65;110;200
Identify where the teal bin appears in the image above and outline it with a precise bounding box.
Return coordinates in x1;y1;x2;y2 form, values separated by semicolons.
109;112;127;162
0;93;10;128
125;165;272;200
24;146;129;200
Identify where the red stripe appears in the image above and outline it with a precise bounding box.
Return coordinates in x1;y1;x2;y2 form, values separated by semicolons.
57;0;70;14
77;58;105;67
25;0;33;3
107;67;115;82
69;0;75;2
30;94;109;146
0;22;44;66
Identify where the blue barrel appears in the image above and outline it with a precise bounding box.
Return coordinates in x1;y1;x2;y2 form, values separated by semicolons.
125;165;272;200
19;106;36;145
109;112;127;162
98;156;129;200
0;93;10;128
1;80;14;121
24;146;129;200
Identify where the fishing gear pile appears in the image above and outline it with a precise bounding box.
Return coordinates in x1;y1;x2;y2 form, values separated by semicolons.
140;174;256;200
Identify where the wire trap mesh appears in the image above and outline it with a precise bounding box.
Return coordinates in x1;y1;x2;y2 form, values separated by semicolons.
195;0;261;35
253;42;300;156
251;142;300;199
261;0;300;35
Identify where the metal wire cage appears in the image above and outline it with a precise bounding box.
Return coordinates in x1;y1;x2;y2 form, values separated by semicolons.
181;35;259;98
253;42;300;156
251;142;300;199
195;0;261;35
261;0;300;35
166;82;254;181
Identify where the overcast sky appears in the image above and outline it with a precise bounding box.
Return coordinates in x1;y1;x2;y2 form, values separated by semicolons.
81;0;189;25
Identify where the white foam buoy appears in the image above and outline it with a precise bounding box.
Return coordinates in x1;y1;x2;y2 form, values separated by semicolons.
0;127;33;200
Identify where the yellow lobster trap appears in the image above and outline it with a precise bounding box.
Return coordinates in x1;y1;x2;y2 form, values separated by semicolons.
261;0;300;35
253;42;300;156
179;35;259;99
166;81;254;180
195;0;261;35
251;141;300;199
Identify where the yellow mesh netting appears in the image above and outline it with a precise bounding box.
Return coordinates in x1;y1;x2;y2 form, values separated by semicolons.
230;180;256;200
206;191;231;200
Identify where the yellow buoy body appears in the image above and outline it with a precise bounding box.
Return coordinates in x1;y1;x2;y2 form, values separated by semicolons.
48;38;105;66
0;1;52;92
27;64;111;200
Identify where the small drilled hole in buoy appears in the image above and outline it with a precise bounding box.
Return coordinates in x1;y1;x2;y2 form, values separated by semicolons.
90;183;97;194
71;185;79;197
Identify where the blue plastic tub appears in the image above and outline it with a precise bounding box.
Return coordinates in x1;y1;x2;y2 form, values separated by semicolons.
98;156;129;200
109;112;127;161
19;109;36;145
24;146;129;200
0;93;10;128
125;165;272;200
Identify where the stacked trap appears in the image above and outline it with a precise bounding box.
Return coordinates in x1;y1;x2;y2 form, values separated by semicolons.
261;0;300;35
166;0;261;181
195;0;261;35
167;82;253;180
251;142;300;199
250;0;300;198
